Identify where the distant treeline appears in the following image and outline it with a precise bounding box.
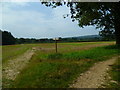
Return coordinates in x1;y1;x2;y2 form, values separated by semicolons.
1;30;115;45
1;30;16;45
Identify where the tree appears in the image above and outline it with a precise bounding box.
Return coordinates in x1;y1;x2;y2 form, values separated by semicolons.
41;2;120;45
99;29;115;41
1;30;16;45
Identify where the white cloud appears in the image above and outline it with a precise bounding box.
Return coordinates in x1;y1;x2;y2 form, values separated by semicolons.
0;3;2;28
1;0;39;2
1;0;40;7
1;2;99;38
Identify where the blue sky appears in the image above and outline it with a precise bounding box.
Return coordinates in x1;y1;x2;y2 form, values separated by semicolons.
1;0;100;39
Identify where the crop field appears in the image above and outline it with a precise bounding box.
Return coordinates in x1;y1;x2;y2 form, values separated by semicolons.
2;41;120;88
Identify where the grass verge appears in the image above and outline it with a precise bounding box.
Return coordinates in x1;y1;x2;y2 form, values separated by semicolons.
103;56;120;88
5;45;120;88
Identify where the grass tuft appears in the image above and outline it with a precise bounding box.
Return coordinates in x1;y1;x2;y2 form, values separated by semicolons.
47;53;63;60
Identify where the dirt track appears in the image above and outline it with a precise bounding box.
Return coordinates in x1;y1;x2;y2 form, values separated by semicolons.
3;47;37;81
69;56;119;88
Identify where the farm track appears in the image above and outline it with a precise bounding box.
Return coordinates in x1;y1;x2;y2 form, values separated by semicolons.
2;47;37;82
69;56;119;88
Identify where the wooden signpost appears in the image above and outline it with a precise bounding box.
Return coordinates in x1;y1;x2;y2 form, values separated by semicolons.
53;37;59;53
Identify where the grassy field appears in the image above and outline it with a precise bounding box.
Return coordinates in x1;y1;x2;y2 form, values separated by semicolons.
2;44;37;64
2;41;120;88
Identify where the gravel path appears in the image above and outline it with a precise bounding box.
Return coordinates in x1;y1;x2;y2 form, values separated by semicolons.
69;56;119;88
3;47;37;81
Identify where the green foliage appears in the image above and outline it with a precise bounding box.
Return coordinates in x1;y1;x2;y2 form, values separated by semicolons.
16;38;54;44
1;30;16;45
99;30;115;41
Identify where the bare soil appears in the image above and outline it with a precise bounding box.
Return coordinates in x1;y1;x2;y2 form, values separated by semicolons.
69;56;119;88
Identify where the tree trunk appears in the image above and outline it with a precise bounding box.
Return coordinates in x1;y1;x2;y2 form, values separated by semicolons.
114;2;120;45
115;23;120;45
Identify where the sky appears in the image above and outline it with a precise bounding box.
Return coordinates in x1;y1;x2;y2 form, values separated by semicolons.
0;0;100;39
